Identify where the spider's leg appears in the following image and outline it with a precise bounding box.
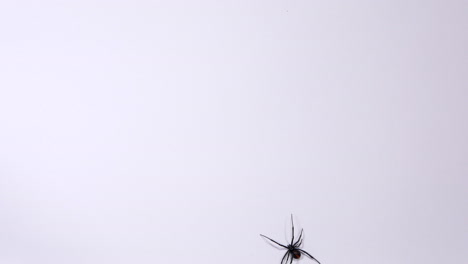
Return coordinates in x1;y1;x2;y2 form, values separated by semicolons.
280;251;289;264
291;214;295;245
294;228;303;246
260;234;288;249
289;252;293;264
295;238;303;247
298;249;321;264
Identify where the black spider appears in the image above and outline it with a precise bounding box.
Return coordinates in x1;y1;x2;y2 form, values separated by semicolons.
260;215;321;264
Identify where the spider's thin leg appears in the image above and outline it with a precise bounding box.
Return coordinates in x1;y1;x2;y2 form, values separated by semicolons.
295;239;303;247
280;251;289;264
289;252;293;264
291;214;295;245
294;228;303;246
296;238;303;247
286;252;292;264
298;249;321;264
260;234;288;249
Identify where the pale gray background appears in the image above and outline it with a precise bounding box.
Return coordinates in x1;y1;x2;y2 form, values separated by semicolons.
0;1;467;264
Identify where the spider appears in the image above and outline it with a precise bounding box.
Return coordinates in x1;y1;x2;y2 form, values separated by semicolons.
260;215;321;264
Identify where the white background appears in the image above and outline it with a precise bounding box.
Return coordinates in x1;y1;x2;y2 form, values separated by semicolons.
0;1;467;264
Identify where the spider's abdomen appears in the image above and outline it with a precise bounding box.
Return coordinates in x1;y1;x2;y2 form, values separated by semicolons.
292;250;301;259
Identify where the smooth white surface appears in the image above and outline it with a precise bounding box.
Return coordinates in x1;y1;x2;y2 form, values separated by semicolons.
0;1;467;263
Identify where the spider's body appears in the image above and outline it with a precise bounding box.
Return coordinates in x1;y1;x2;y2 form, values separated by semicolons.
288;246;301;259
290;249;301;259
260;215;320;264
